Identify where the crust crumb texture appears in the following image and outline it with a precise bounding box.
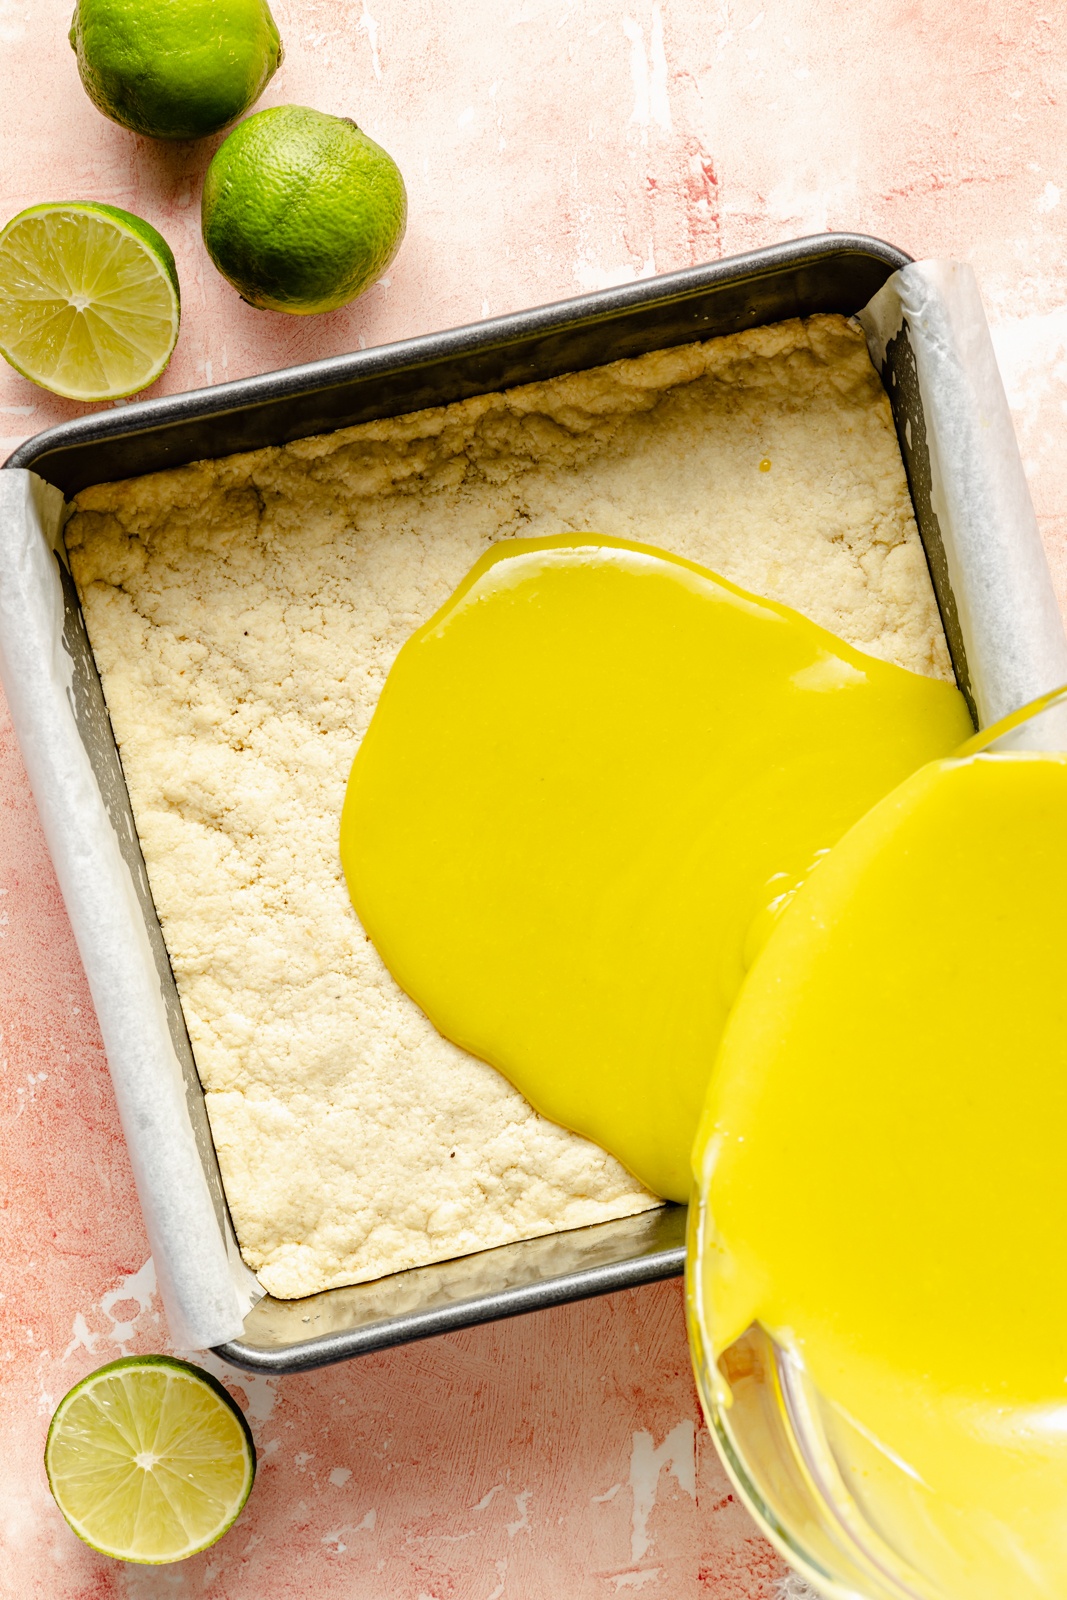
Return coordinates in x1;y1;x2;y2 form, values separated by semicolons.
66;314;951;1299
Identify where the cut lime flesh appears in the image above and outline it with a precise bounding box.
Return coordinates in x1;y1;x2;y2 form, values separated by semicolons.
45;1355;255;1564
0;203;180;402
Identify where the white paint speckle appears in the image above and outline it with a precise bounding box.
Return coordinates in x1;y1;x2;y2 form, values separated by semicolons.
359;3;381;81
647;5;671;132
622;17;646;129
323;1507;376;1553
472;1484;505;1512
506;1489;531;1538
95;1258;157;1355
329;1466;352;1487
573;250;656;293
485;1558;508;1600
1037;181;1061;213
592;1481;622;1503
629;1420;696;1563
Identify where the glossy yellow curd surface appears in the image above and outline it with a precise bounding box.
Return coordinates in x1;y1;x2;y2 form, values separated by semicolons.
695;746;1067;1599
341;535;970;1199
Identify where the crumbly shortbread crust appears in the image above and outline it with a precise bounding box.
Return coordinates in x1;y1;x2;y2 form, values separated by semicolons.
67;314;950;1299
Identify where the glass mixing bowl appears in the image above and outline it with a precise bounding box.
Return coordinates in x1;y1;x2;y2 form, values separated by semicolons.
685;687;1067;1600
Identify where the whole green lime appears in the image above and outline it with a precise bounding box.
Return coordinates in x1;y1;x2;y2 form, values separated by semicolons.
201;105;407;315
69;0;283;141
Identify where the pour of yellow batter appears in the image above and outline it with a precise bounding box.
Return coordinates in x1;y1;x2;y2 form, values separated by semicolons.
693;736;1067;1599
341;535;971;1199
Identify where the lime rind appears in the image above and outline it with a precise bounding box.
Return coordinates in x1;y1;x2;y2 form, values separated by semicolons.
69;0;284;142
45;1354;255;1564
201;105;407;315
0;202;180;402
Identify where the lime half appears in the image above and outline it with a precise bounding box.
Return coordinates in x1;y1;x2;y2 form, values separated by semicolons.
0;202;180;401
45;1355;256;1564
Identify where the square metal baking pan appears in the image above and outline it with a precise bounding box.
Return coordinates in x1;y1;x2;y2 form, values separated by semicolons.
6;232;953;1374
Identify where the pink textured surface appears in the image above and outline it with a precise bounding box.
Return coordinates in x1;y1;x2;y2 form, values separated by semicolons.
1;2;1066;1595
